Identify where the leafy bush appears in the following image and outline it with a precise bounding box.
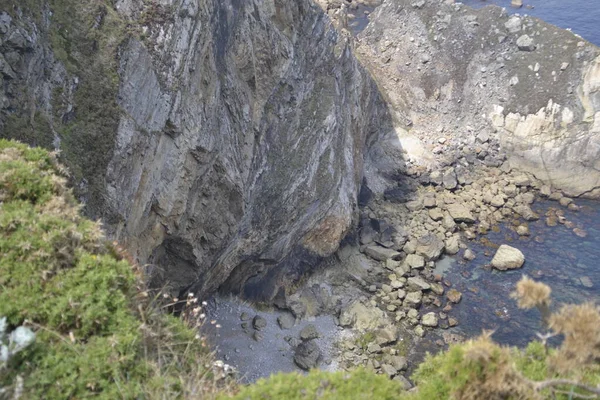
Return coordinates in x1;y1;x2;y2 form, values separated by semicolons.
0;140;230;399
226;368;405;400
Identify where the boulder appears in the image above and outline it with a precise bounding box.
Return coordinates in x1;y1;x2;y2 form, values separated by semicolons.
421;312;439;327
505;16;522;33
446;203;476;223
415;234;445;261
338;301;388;330
428;208;444;221
375;326;398;345
443;168;458;190
253;315;267;330
294;340;321;370
445;236;460;255
364;245;401;261
404;291;423;306
405;254;425;269
408;277;431;291
299;324;320;341
491;245;525;270
446;289;462;304
277;313;296;330
517;35;536;51
463;248;476;261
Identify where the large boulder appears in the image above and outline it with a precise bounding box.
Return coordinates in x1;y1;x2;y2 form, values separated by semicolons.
491;245;525;270
415;234;445;261
294;340;321;370
446;204;476;224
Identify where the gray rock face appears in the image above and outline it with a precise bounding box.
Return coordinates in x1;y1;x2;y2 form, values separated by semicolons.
105;0;390;299
491;245;525;270
0;1;390;301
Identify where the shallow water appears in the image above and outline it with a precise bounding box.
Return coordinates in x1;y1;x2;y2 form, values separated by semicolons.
436;199;600;346
462;0;600;46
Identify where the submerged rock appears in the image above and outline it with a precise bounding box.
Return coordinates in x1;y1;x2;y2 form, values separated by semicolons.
491;245;525;270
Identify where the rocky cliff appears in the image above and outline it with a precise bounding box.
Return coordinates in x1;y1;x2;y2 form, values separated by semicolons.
0;0;391;300
2;0;599;303
355;0;600;198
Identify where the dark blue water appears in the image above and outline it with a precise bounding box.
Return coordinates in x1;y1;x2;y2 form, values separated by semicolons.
435;199;600;346
463;0;600;46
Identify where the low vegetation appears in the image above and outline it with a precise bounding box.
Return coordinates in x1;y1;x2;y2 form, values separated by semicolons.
1;139;599;399
0;140;233;399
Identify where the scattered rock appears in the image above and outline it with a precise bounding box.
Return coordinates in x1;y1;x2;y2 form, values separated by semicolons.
294;340;321;370
298;325;319;342
405;291;423;306
375;326;398;345
252;315;267;330
445;236;460;255
517;35;536;52
277;313;295;330
446;203;476;223
381;364;397;377
463;248;476;261
406;254;425;269
364;245;401;261
491;245;525;270
421;312;439;327
415;234;445;261
408;276;431;291
447;289;462;304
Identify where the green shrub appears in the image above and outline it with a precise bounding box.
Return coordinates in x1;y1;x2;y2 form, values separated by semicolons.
0;140;226;399
226;368;405;400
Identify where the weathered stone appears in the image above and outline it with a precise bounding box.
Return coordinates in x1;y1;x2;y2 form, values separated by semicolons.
406;254;425;269
294;340;321;370
463;248;476;261
428;208;444;221
491;245;525;270
514;205;540;221
299;324;320;341
375;326;398;345
408;277;431;291
253;315;267;331
421;312;439;327
415;234;445;261
405;291;423;306
445;236;460;255
446;203;476;223
517;35;536;51
367;343;382;354
277;314;296;330
381;364;397;377
364;245;401;261
447;289;462;304
443;168;458;190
